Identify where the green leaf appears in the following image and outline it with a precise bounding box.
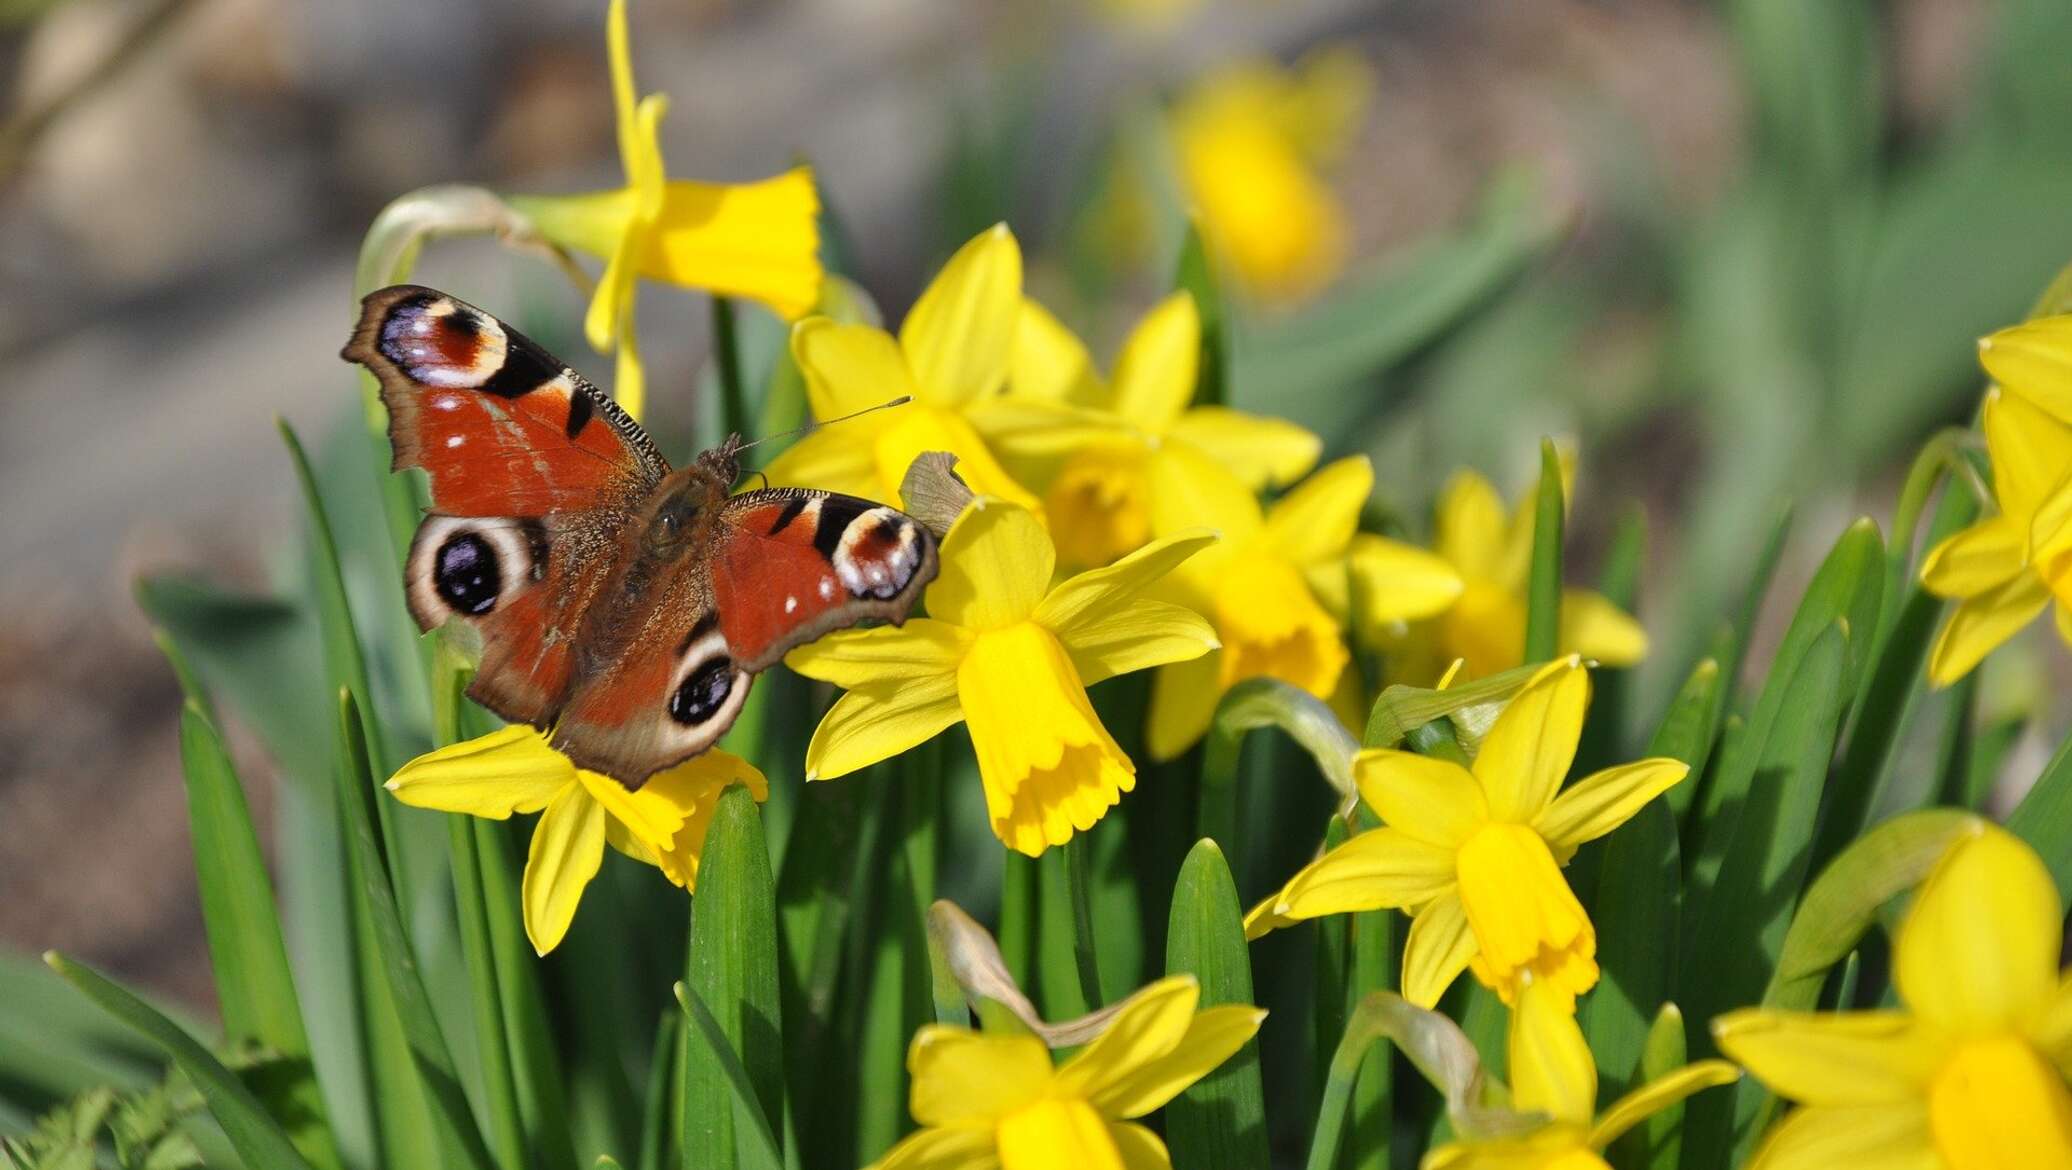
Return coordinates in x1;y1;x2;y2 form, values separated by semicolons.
1580;795;1680;1101
673;984;783;1170
1163;841;1267;1170
1631;1005;1690;1170
1308;993;1489;1170
1362;662;1546;753
1523;438;1565;664
1174;224;1228;408
44;953;314;1170
283;421;390;779
333;691;496;1170
1201;679;1360;850
1064;835;1104;1010
2005;730;2072;899
680;787;784;1170
176;705;341;1170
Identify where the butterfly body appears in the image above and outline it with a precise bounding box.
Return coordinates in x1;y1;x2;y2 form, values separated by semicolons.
344;285;938;786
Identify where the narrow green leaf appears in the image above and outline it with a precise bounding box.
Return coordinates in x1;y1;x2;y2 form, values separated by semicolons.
1579;795;1680;1100
1064;835;1104;1010
1037;845;1088;1020
1631;1005;1689;1170
1309;992;1487;1170
1174;223;1227;408
1164;841;1267;1170
1344;907;1396;1170
282;420;390;780
711;296;751;447
1577;507;1647;772
45;953;314;1170
1203;678;1361;841
176;705;341;1170
334;691;496;1170
681;786;784;1170
1363;662;1545;753
2003;729;2072;899
637;1013;677;1170
674;984;784;1170
1312;816;1352;1107
1523;438;1565;664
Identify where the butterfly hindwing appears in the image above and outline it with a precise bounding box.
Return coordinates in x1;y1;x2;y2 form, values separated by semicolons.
343;284;669;515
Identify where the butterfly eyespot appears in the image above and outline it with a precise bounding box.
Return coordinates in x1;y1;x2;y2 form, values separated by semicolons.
668;656;734;726
435;532;502;615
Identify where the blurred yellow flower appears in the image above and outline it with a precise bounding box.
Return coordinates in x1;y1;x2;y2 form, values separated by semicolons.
1169;49;1372;303
385;725;766;955
971;290;1321;566
867;974;1263;1170
1406;465;1646;682
788;499;1217;855
1716;824;2072;1170
1246;658;1688;1010
1424;982;1737;1170
1918;384;2072;685
508;0;822;419
766;225;1043;512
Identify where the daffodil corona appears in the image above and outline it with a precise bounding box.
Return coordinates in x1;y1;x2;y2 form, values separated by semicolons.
868;975;1263;1170
766;225;1044;512
1716;825;2072;1170
385;725;766;954
788;498;1217;855
508;0;822;418
1246;657;1688;1008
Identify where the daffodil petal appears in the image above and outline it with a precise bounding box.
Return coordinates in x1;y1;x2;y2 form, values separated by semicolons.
1558;590;1646;666
927;501;1054;631
1401;891;1477;1009
1436;470;1511;585
1894;825;2062;1034
785;620;969;690
1053;599;1218;686
604;0;638;171
1508;977;1597;1126
1108;1122;1172;1170
612;294;647;422
1148;441;1263;545
867;1126;1002;1170
966;398;1124;460
1474;657;1589;822
586;750;767;889
1011;296;1103;405
1981;317;2072;428
1053;976;1197;1102
1587;1061;1740;1149
1983;386;2072;519
804;680;963;781
1264;455;1372;568
1166;407;1322;490
1271;827;1458;921
385;725;573;817
1087;1004;1266;1118
1108;291;1199;430
522;784;606;955
1533;758;1689;853
1146;652;1223;762
907;1027;1053;1126
1743;1102;1937;1170
627;94;668;219
762;424;887;501
1919;516;2028;600
1035;528;1218;640
1926;572;2050;687
792;317;922;423
875;408;1043;515
2037;975;2072;1075
1711;1010;1942;1104
1352;749;1486;846
639;171;822;320
997;1098;1124;1170
585;219;642;355
1346;533;1464;628
902;223;1021;404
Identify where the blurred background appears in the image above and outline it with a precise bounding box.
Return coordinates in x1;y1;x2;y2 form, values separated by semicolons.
4;0;2071;1026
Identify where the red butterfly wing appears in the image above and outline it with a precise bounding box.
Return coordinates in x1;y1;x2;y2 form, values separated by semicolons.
711;489;940;672
342;284;669;515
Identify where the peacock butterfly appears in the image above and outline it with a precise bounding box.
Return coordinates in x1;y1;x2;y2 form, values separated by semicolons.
342;284;939;787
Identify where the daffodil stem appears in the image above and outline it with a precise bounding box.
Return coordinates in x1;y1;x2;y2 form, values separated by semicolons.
1523;437;1565;665
712;296;751;444
448;817;527;1170
1065;835;1105;1009
1000;851;1037;991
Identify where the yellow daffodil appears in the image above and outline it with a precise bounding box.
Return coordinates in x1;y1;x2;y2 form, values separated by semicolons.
1716;824;2072;1170
1918;385;2072;685
386;725;766;954
765;225;1044;512
1404;466;1646;683
1168;49;1372;303
1245;657;1688;1009
1425;981;1738;1170
1143;453;1456;759
507;0;821;419
970;290;1321;566
867;974;1264;1170
788;498;1217;855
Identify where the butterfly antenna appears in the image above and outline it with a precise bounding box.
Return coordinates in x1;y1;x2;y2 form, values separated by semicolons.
733;396;913;452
